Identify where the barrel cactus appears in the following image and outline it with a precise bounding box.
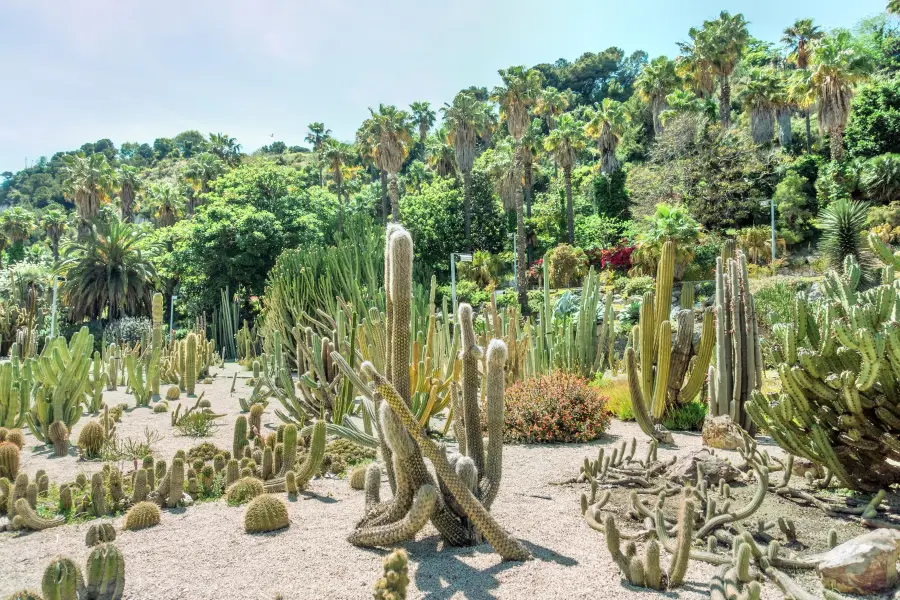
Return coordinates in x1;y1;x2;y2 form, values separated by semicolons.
243;494;289;533
4;590;43;599
225;476;264;506
5;429;24;449
85;522;116;547
165;386;180;401
152;402;168;414
85;543;124;600
0;442;19;479
123;501;160;531
41;557;84;600
77;421;105;458
349;465;367;490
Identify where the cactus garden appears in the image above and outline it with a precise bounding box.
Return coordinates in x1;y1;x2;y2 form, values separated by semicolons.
6;3;900;598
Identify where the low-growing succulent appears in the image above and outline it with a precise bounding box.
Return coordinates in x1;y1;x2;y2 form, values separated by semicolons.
373;549;409;600
225;477;264;506
14;498;64;531
165;386;180;401
90;473;107;517
5;429;24;450
85;522;116;547
244;494;289;533
349;465;367;490
77;422;105;458
152;402;168;414
5;590;43;599
123;501;160;531
48;421;70;458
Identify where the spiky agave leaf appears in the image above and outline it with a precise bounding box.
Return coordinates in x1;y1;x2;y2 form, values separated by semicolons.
819;199;873;277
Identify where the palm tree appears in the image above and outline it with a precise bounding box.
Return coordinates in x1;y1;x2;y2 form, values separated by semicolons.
146;184;185;227
863;154;900;203
368;105;413;222
739;68;780;144
404;160;430;195
773;72;794;148
306;123;332;185
520;118;544;263
545;114;587;244
59;219;159;321
1;207;35;263
782;19;823;70
534;87;574;130
810;31;873;161
442;91;487;238
635;56;680;135
425;126;456;178
584;98;628;174
890;0;900;15
491;66;542;313
61;152;114;239
182;153;225;214
355;117;389;222
208;132;242;166
41;208;68;260
681;11;749;126
116;165;142;223
321;139;353;234
410;101;436;146
788;70;817;152
485;141;524;300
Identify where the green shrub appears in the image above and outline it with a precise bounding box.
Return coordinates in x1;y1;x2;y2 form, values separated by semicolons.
623;276;655;298
574;215;627;251
547;244;588;288
663;401;707;431
594;377;633;421
502;373;610;443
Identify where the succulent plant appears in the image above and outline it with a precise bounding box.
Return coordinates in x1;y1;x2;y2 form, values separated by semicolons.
233;415;248;459
226;476;264;505
248;404;263;439
165;386;180;401
41;557;84;600
152;402;168;414
0;442;19;479
349;465;367;490
4;590;43;599
77;421;105;458
225;458;239;487
85;543;125;600
13;498;64;531
90;473;107;517
86;522;116;547
58;483;73;513
6;429;24;449
48;421;70;458
123;501;160;531
373;548;409;600
244;494;289;533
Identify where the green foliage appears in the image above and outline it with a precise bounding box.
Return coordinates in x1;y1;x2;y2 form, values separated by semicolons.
594;377;634;421
753;278;812;331
622;276;655;297
845;77;900;159
546;244;588;287
502;372;610;443
573;215;628;251
631;203;701;277
774;171;815;244
862;153;900;203
174;412;219;437
662;401;707;431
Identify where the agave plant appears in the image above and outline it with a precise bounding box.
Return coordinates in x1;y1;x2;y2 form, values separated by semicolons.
818;199;871;275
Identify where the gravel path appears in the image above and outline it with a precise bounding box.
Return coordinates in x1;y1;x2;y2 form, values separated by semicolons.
0;364;865;599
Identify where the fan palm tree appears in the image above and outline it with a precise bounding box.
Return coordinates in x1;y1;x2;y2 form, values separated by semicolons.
739;67;780;144
410;101;436;146
425;126;456;178
41;208;68;260
116;165;142;223
484;140;527;310
890;0;900;15
520;118;544;263
61;152;114;239
306;122;332;185
442;91;488;239
788;70;817;152
356;116;390;222
368;105;413;222
59;219;159;321
491;66;542;313
146;184;185;227
863;154;900;203
321;139;354;234
1;207;35;264
208;132;242;166
545;114;587;244
182;153;225;214
809;31;873;161
584;98;628;174
782;19;823;70
634;56;681;135
681;11;749;126
534;87;574;130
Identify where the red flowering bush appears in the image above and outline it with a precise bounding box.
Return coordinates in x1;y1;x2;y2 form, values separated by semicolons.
526;258;544;287
599;241;636;271
501;372;610;443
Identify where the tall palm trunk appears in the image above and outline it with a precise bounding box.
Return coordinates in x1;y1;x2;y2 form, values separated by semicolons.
121;184;134;223
336;181;344;236
776;109;793;147
719;75;731;126
830;126;845;162
805;111;813;153
564;166;574;244
515;185;528;316
388;173;401;222
462;169;473;241
380;170;389;223
524;157;534;264
77;220;92;241
51;237;60;261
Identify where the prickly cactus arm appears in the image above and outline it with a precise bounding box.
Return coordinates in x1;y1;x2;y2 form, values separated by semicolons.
388;229;412;402
666;309;695;403
679;309;715;404
667;493;695;588
651;321;672;419
363;363;530;561
714;257;731;417
348;483;437;547
480;340;506;510
459;303;485;477
450;382;466;456
639;292;656;406
654;241;675;353
13;498;64;530
294;420;325;489
626;348;665;442
729;258;744;420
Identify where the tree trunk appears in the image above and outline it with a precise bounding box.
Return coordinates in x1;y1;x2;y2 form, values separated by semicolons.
51;237;59;261
463;169;472;242
805;111;812;153
121;185;133;223
524;158;534;264
565;166;574;244
77;219;91;241
719;75;731;127
380;170;389;223
516;185;528;316
389;172;401;222
337;181;343;236
830;125;845;162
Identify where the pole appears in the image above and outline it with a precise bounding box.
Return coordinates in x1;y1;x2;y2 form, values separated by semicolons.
771;198;776;265
450;253;457;318
49;276;59;338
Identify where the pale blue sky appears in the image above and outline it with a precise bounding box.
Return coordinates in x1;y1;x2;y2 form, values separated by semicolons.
0;0;889;172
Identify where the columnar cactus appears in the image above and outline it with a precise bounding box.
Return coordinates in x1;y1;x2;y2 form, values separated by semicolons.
0;442;19;479
87;352;107;414
748;240;900;491
0;359;32;429
625;241;715;443
13;498;64;531
708;250;763;433
42;558;85;600
233;415;248;458
185;333;197;396
90;473;107;517
335;226;529;561
77;421;105;459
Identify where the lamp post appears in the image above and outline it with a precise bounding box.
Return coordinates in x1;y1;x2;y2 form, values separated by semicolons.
450;252;473;318
169;295;178;339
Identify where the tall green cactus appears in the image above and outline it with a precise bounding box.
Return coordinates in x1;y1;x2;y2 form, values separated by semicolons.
708;250;762;433
124;354;151;408
42;557;84;600
625;241;715;443
85;543;125;600
87;352;107;414
185;333;197;396
0;360;31;429
748;238;900;491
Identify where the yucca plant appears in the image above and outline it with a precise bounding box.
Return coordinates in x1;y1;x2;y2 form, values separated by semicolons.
818;199;871;276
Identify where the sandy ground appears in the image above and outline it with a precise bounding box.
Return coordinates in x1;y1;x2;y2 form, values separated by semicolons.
0;363;886;599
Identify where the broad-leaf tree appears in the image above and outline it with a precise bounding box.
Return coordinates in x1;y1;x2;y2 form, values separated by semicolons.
182;153;226;214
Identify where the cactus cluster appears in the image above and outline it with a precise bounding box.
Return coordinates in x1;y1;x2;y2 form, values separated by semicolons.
85;522;116;547
748;236;900;491
160;331;215;395
708;249;762;433
0;358;34;430
625;241;715;443
334;226;528;561
37;544;124;600
373;548;409;600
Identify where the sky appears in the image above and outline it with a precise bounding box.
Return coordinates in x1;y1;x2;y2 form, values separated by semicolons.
0;0;891;173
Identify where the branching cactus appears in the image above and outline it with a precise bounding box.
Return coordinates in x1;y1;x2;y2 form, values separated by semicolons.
626;241;715;443
708;250;763;433
748;240;900;491
332;226;529;561
0;359;32;429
